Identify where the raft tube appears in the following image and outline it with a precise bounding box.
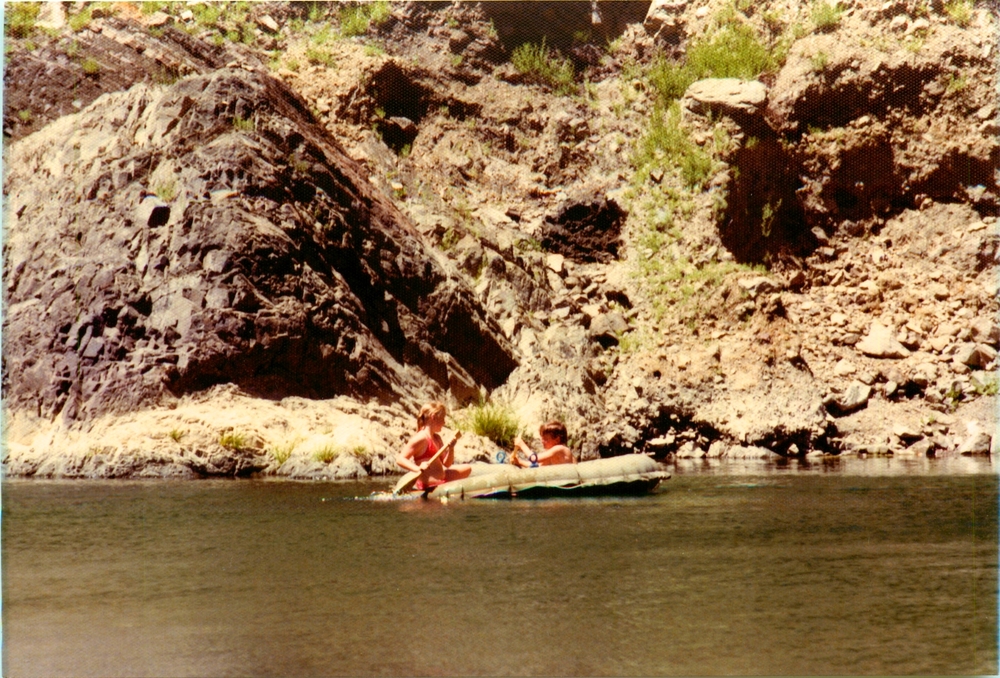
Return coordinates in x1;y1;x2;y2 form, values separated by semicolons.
420;455;670;500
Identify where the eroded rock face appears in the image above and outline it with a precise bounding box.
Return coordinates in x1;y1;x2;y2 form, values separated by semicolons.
689;18;999;265
539;197;627;263
3;16;249;141
766;28;998;225
3;67;517;423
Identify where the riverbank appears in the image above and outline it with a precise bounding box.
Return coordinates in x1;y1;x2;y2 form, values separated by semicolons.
3;380;993;479
3;1;997;478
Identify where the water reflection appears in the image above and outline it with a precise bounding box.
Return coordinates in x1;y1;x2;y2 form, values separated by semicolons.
668;454;995;476
4;462;997;677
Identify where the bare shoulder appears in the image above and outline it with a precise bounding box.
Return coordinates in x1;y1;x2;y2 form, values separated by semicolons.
404;429;430;450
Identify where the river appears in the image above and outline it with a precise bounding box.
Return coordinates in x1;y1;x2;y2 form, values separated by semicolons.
3;457;997;676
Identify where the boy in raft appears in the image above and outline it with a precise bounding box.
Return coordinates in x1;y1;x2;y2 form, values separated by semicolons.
510;420;576;467
396;401;472;490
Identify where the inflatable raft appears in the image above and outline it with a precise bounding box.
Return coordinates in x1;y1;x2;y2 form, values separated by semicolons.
406;455;670;500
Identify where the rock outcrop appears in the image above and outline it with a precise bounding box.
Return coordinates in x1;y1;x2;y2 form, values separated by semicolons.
4;65;517;425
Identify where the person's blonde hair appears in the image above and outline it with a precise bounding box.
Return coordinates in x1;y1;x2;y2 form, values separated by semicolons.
417;401;447;430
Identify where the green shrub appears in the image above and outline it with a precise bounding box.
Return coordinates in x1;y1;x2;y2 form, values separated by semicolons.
312;24;333;45
811;1;843;32
973;375;999;396
634;102;713;190
69;6;93;32
81;57;101;75
192;3;222;27
511;38;576;95
17;109;32;123
810;51;829;72
944;0;973;27
340;4;370;36
233;114;256;132
6;2;40;38
686;22;776;80
305;47;335;67
154;179;178;202
141;2;173;15
458;401;522;449
169;429;185;443
944;73;967;94
647;55;697;105
367;1;391;26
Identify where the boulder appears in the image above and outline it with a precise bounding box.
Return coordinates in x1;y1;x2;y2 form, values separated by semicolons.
954;343;998;369
737;276;781;299
589;311;629;347
643;0;688;39
857;322;911;359
683;78;768;120
3;69;517;423
825;381;872;415
957;421;993;456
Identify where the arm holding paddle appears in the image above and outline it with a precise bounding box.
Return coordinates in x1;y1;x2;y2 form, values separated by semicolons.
394;430;462;495
508;436;536;468
394;401;472;495
396;430;462;474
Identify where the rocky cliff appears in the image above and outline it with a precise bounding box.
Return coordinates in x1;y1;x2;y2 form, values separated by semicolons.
3;0;996;478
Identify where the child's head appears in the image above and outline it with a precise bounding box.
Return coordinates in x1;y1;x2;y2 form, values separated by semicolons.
417;401;447;430
538;420;568;446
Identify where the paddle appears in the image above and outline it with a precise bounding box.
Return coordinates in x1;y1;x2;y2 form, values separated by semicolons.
392;431;462;496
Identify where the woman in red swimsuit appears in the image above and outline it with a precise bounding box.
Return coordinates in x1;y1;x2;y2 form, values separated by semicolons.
396;402;472;490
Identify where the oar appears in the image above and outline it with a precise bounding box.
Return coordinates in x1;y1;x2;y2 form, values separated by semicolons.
392;431;462;496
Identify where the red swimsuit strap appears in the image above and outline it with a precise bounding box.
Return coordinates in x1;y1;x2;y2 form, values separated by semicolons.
414;434;439;464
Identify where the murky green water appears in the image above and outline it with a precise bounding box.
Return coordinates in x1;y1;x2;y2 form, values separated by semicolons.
3;459;997;676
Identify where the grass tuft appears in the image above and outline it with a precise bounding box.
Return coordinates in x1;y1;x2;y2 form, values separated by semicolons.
634;101;713;190
511;38;576;96
943;0;973;27
811;1;843;33
233;114;256;132
154;179;178;202
68;6;93;32
305;47;335;67
340;1;390;37
647;56;697;105
270;441;297;465
457;401;522;449
219;431;249;452
312;446;338;463
81;57;101;75
686;22;777;80
6;2;40;38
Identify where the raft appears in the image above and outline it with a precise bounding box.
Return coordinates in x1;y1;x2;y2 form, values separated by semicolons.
410;455;670;500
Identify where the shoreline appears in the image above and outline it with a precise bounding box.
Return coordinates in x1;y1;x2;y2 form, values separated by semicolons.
4;385;993;481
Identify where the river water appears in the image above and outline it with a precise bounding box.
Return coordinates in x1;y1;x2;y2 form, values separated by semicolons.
3;457;997;677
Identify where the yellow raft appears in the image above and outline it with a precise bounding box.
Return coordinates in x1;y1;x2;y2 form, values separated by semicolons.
413;454;670;500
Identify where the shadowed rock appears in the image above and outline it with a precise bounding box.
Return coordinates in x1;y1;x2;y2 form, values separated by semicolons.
4;67;517;423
